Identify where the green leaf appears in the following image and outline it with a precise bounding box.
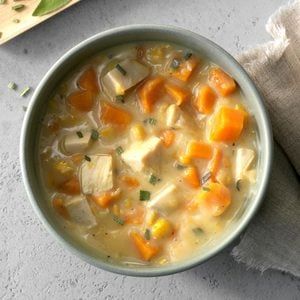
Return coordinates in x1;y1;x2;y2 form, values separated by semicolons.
32;0;71;17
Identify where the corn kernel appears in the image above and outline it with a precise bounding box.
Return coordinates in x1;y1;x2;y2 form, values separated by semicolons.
53;161;73;175
178;153;192;165
159;258;168;265
151;218;173;239
100;127;115;139
130;123;146;141
124;198;132;208
146;210;158;226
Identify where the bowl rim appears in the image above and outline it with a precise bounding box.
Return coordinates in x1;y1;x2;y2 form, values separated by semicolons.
20;24;273;277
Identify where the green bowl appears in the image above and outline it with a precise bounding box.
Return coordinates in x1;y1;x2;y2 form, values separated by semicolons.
20;25;273;277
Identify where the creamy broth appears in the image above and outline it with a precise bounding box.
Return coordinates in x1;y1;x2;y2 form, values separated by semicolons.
38;42;257;266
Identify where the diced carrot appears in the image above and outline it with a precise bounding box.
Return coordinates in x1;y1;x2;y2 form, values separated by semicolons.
186;141;213;159
161;129;175;148
77;68;99;94
210;107;245;142
58;176;80;195
100;102;132;127
121;176;140;189
183;166;201;188
209;148;223;180
138;76;165;113
194;85;217;114
90;189;120;208
124;205;145;225
52;197;69;219
67;90;94;112
208;68;237;96
171;56;199;82
164;82;190;105
191;182;231;216
130;231;160;261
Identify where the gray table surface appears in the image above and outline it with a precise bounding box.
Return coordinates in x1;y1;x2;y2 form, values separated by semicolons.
1;0;299;299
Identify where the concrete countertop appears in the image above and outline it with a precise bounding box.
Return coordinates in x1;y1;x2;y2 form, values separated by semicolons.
0;0;299;299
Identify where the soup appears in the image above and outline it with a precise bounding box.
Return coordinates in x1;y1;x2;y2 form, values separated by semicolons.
38;42;257;266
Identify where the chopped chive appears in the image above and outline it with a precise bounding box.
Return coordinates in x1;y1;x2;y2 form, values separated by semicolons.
112;215;124;225
183;51;193;60
8;82;17;90
201;172;212;185
171;58;180;69
140;190;151;201
13;18;20;23
76;131;83;138
116;95;125;103
12;4;25;11
91;129;99;141
115;64;127;75
149;174;160;185
20;86;30;97
192;227;204;236
144;229;151;240
202;187;211;192
236;179;242;191
175;162;186;170
84;155;91;162
115;146;124;155
144;118;157;125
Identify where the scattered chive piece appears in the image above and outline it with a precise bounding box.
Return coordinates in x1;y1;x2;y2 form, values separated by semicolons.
201;172;212;185
20;86;30;97
91;129;99;141
115;146;124;155
12;4;25;11
13;19;20;23
171;58;180;69
144;118;157;125
116;95;125;103
115;64;127;75
236;179;242;191
192;228;204;236
112;215;124;225
175;162;186;170
8;82;17;90
140;190;151;201
144;229;151;240
76;131;83;138
202;187;211;192
149;174;160;185
84;155;91;162
183;51;193;60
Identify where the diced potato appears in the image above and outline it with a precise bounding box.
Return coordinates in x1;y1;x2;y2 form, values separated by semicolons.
148;183;180;214
152;218;173;239
65;195;97;226
79;155;113;195
165;104;189;129
165;82;190;105
103;59;149;96
121;136;162;173
60;131;91;154
235;148;255;181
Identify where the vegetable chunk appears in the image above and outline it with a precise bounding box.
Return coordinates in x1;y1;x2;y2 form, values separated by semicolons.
90;189;120;208
235;148;255;181
165;82;190;105
171;56;199;82
79;155;113;195
152;218;173;239
209;68;236;96
183;166;201;188
186;141;213;159
67;90;94;112
78;68;99;94
60;131;91;154
210;107;245;142
194;85;217;114
100;102;132;127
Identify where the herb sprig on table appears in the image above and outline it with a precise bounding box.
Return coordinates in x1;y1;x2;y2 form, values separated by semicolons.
33;0;71;17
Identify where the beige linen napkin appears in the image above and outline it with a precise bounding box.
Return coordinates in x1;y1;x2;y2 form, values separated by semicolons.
231;0;300;277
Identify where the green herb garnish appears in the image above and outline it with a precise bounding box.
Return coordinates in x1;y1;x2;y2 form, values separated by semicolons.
8;82;17;90
91;129;99;141
115;64;127;75
32;0;71;16
183;51;193;60
20;86;31;97
115;146;124;155
192;228;204;236
202;187;211;192
12;4;25;11
116;95;125;103
84;155;91;162
13;19;20;23
149;174;160;185
76;131;83;138
112;215;124;225
236;179;242;191
140;190;151;201
144;229;151;240
201;172;212;185
171;58;180;69
144;118;157;125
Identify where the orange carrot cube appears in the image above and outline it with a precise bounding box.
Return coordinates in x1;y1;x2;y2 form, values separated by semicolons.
195;85;217;114
164;82;190;105
209;68;237;96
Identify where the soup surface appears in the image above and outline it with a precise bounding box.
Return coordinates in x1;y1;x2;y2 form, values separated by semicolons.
38;42;258;266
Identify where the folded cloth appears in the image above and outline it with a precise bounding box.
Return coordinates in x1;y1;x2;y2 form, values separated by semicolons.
231;0;300;277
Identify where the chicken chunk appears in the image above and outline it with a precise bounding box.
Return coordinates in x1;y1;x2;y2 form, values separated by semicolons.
65;195;97;226
148;183;180;214
121;136;162;173
60;131;91;154
79;155;113;195
165;104;189;129
103;59;149;97
235;148;255;181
